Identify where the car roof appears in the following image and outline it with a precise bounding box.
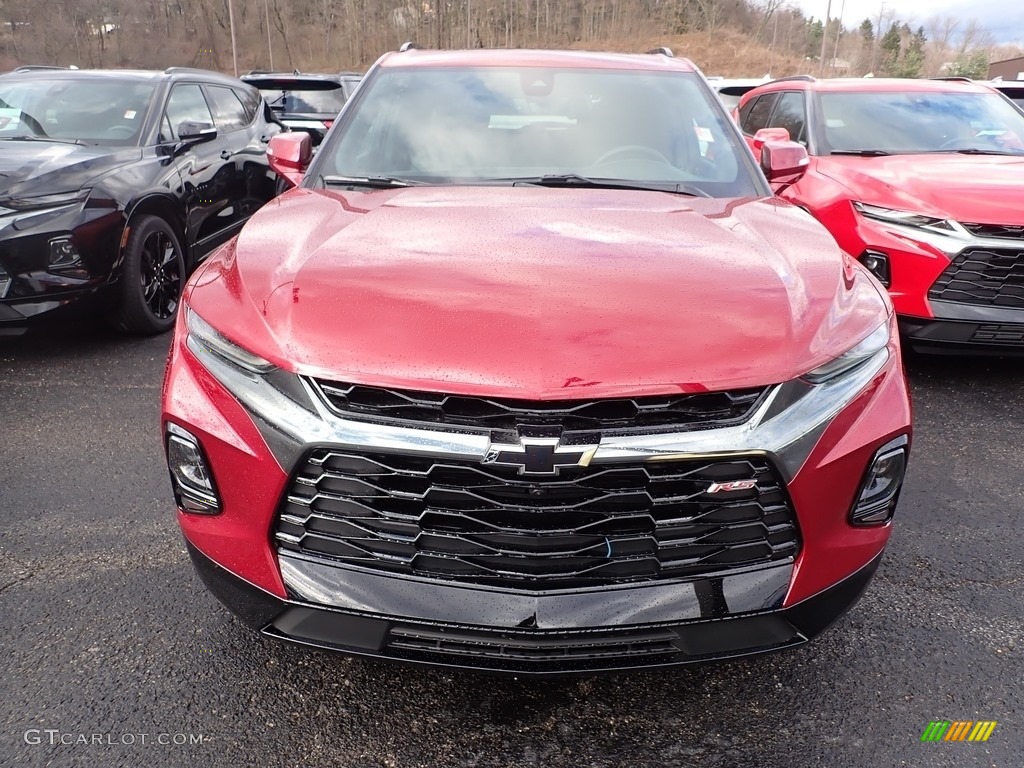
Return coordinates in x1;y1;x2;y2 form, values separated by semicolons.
376;47;697;72
707;77;773;88
2;67;246;87
242;71;361;82
750;76;998;95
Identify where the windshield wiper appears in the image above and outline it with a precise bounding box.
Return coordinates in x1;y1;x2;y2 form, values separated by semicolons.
945;147;1021;156
504;174;710;197
829;149;891;156
320;174;424;188
0;135;86;146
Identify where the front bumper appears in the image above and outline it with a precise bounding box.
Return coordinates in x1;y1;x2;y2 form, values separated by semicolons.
189;540;881;674
837;206;1024;352
164;305;911;673
0;203;124;328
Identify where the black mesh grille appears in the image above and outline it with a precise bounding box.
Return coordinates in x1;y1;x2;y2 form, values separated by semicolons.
275;449;800;589
961;223;1024;241
928;248;1024;308
387;624;680;665
311;380;767;433
971;323;1024;345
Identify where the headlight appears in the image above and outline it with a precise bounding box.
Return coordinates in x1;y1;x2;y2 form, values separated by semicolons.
852;202;970;257
3;189;90;211
852;202;956;231
183;307;319;467
802;321;890;384
185;308;275;374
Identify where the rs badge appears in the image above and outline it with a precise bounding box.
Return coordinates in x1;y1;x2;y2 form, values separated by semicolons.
706;479;758;493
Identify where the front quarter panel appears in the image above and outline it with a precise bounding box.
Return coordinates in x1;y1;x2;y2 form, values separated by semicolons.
785;324;911;605
162;302;289;598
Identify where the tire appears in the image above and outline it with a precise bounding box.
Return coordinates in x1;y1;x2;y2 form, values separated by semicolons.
111;215;186;335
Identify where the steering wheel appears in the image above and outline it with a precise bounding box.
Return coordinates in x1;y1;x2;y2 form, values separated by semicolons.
594;145;671;167
105;125;137;139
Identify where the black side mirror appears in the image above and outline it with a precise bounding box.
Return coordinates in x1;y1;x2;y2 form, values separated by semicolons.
178;121;217;142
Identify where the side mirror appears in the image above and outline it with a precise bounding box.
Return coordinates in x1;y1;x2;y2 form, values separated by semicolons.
178;121;217;142
760;140;809;184
267;132;312;188
751;127;791;151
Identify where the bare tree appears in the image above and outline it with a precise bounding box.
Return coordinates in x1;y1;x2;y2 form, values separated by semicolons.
0;0;1005;84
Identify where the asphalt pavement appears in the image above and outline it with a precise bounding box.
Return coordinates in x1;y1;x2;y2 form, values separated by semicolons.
1;322;1021;767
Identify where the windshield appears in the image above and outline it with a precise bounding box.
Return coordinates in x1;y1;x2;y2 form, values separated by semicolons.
317;66;761;197
819;90;1024;155
252;80;348;114
0;78;155;145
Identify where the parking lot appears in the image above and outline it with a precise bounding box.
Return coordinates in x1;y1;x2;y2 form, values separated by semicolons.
0;323;1019;767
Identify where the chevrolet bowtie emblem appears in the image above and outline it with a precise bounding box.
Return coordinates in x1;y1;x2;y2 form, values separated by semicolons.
482;437;599;475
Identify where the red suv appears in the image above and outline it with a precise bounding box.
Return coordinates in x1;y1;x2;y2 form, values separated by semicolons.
161;47;911;674
737;77;1024;352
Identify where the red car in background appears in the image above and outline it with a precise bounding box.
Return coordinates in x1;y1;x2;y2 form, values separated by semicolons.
162;47;911;674
736;77;1024;352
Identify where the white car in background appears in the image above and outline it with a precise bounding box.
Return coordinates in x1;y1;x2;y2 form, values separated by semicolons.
990;78;1024;108
705;76;772;110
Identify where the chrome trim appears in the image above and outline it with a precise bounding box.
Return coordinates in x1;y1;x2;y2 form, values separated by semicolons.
190;327;889;482
183;303;892;482
594;349;887;477
481;437;600;475
190;347;492;464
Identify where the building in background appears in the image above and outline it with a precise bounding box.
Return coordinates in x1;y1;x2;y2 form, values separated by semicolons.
989;56;1024;80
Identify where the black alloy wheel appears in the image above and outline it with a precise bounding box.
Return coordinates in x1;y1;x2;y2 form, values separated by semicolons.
112;214;186;335
140;229;183;321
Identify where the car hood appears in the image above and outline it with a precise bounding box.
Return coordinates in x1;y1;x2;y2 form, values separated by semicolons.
0;141;139;203
187;187;888;397
817;154;1024;223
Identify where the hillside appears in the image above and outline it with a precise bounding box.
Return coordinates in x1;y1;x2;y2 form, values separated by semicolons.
576;29;812;78
0;0;1017;78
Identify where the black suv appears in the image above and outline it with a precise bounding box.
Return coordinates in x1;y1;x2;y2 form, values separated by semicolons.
241;71;362;146
0;67;284;335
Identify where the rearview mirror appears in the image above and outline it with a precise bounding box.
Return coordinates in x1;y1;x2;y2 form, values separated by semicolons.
267;133;312;188
760;140;809;184
178;121;217;142
752;127;791;151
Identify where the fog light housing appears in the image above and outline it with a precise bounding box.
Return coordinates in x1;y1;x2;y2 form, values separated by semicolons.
0;266;10;299
166;422;221;514
859;250;890;287
850;435;908;526
48;236;81;269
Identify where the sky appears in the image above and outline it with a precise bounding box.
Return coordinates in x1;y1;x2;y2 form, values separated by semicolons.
794;0;1024;46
